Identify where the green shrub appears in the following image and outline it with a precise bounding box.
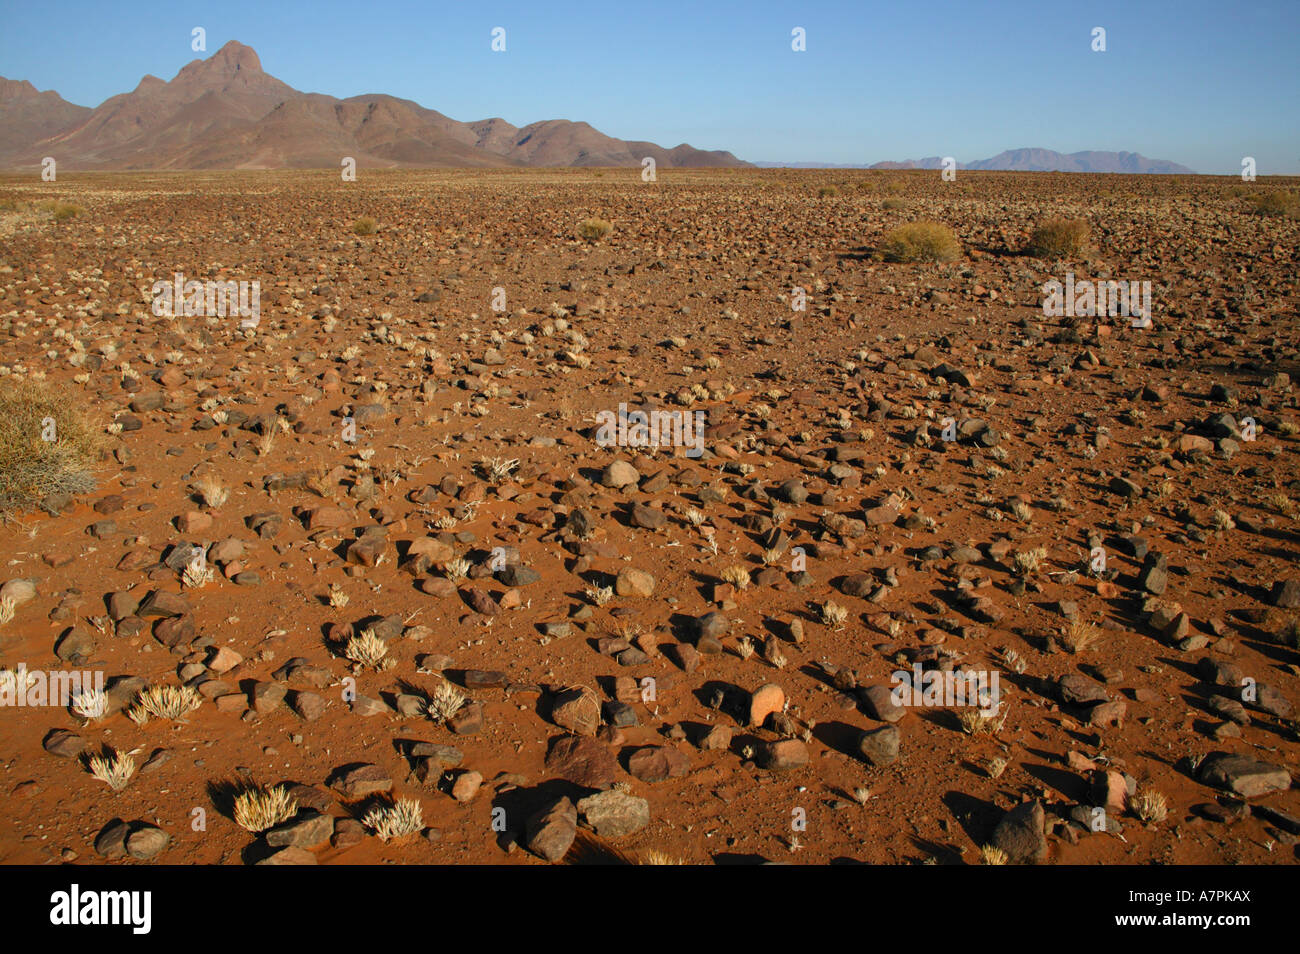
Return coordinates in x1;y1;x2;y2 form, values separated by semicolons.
0;380;102;514
879;221;960;263
578;218;613;242
1026;217;1089;258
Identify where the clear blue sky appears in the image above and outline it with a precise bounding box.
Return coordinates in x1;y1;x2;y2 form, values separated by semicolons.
2;0;1297;173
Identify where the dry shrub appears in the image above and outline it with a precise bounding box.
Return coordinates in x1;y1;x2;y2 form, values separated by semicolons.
1248;191;1296;217
1026;217;1090;258
578;218;613;241
879;221;961;263
0;379;102;514
352;217;378;235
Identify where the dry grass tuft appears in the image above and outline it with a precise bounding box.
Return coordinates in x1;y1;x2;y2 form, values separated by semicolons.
578;218;613;242
191;474;228;509
721;565;751;590
37;199;81;221
345;628;391;670
233;783;298;833
0;379;102;514
1026;217;1090;258
980;844;1008;865
1061;620;1100;654
86;747;135;791
128;684;203;724
1132;789;1169;824
363;797;424;841
426;680;467;723
1248;191;1296;217
879;221;960;263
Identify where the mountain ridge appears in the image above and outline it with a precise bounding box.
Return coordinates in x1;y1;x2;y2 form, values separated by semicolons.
0;40;748;171
865;147;1195;174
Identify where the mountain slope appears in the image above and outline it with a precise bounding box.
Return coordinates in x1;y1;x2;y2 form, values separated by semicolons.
0;41;748;170
0;79;92;153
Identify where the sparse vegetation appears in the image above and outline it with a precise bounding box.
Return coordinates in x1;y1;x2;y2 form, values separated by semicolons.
363;797;424;841
1061;620;1100;654
1248;191;1296;217
233;783;298;833
577;217;613;242
821;600;849;630
0;379;102;515
128;684;203;723
191;474;229;509
353;216;378;235
345;628;391;670
426;680;466;723
721;565;751;590
71;688;108;722
1012;546;1047;578
879;221;961;263
1026;216;1090;258
980;844;1008;865
86;747;135;791
584;584;613;606
1132;789;1169;824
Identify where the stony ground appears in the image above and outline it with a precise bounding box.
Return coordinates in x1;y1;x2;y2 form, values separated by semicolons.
0;168;1297;865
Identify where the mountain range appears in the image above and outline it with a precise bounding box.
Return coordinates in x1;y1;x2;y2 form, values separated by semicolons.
0;41;747;171
1;42;1198;174
864;148;1195;174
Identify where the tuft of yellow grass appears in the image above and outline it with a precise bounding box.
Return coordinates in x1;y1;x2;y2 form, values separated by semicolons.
426;680;466;723
0;379;102;514
1061;620;1100;654
344;628;390;670
363;797;424;841
36;199;81;221
128;684;203;724
233;783;297;833
577;218;613;242
1248;191;1296;217
721;565;751;590
638;849;687;865
86;748;135;791
1132;789;1168;824
879;221;960;263
1026;217;1089;258
191;474;228;509
980;844;1008;865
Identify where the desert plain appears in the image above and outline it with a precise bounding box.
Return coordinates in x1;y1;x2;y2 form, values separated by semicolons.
0;167;1297;865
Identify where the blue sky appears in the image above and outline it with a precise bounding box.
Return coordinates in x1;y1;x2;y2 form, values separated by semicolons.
1;0;1297;173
